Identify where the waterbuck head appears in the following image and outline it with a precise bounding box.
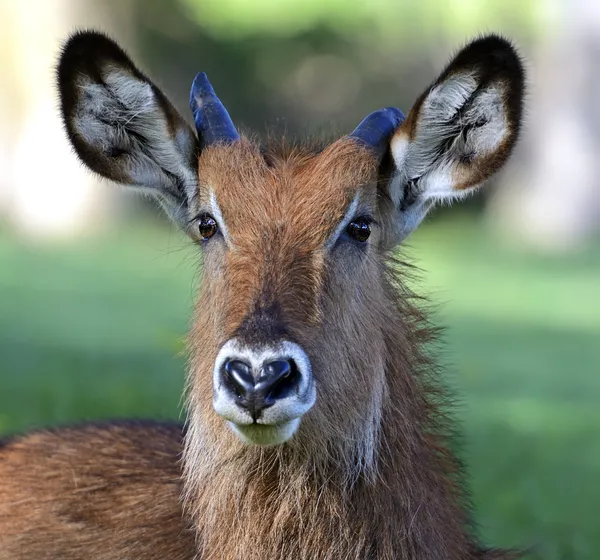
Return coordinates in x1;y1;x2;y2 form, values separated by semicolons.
57;32;523;460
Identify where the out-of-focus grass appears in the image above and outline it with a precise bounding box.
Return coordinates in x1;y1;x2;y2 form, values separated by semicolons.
0;224;195;432
409;217;600;560
1;216;599;559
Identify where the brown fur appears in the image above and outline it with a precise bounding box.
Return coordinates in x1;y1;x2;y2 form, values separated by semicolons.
181;138;522;560
0;422;195;559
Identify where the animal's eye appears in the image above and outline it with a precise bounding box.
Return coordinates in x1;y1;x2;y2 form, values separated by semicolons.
346;217;371;243
198;213;218;240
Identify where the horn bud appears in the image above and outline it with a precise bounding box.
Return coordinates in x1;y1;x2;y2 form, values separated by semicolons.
349;107;405;156
190;72;239;147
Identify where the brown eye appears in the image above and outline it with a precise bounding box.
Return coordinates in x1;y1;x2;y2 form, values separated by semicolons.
198;213;218;240
346;217;371;243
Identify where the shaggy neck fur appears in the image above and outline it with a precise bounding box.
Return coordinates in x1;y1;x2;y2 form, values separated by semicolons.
182;257;519;560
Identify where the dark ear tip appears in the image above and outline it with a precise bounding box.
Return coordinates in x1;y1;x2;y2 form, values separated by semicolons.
467;33;518;52
57;29;135;88
61;29;117;51
448;33;524;83
443;33;525;126
58;29;123;67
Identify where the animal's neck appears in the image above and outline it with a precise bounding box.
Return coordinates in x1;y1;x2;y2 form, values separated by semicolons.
182;267;494;559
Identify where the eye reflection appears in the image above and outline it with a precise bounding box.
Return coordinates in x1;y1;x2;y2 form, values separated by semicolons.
198;213;218;240
346;217;371;242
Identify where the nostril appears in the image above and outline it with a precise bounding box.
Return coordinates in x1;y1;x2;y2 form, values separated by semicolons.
264;359;291;380
260;359;301;403
213;341;314;425
223;359;254;398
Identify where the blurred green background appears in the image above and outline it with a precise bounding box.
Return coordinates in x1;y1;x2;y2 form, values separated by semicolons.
1;1;599;559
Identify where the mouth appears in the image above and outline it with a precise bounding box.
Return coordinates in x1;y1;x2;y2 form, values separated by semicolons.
227;419;301;446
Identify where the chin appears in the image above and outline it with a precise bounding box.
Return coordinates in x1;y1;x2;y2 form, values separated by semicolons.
228;419;301;446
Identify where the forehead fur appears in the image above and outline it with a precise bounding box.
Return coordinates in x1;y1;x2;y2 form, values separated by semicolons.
196;137;379;245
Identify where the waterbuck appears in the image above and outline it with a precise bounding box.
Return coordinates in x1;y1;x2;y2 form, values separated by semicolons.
0;31;524;559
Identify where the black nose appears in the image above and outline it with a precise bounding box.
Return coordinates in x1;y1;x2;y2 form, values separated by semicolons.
222;358;300;418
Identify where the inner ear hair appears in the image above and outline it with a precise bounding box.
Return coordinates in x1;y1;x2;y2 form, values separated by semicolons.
57;30;199;225
381;34;524;246
392;34;524;200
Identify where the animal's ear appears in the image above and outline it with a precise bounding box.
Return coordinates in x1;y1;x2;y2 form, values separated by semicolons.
57;31;199;226
385;35;524;243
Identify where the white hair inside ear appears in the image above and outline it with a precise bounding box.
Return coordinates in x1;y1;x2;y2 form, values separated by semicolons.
58;31;200;228
384;35;524;245
74;67;198;201
391;73;509;206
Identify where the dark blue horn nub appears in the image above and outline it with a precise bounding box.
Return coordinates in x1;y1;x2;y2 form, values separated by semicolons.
190;72;239;147
349;107;405;156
